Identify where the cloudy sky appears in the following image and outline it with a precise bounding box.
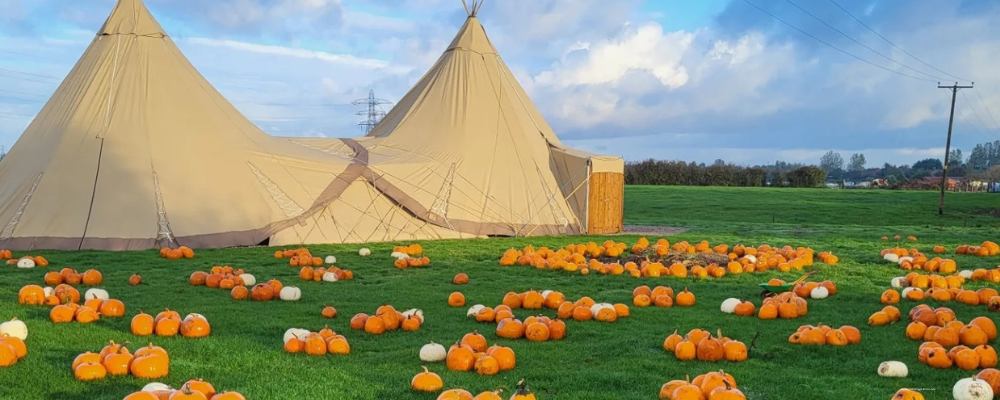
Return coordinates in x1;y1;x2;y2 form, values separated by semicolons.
0;0;997;167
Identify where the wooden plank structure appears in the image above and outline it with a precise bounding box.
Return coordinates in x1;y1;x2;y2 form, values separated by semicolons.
587;170;624;235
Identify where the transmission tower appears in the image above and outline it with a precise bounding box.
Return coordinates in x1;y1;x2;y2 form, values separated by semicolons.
351;89;393;134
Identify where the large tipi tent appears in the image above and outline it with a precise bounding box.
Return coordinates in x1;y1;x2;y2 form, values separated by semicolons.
270;0;624;244
0;0;623;251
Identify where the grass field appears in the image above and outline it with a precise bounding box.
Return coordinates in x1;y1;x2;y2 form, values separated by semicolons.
1;186;999;400
626;185;1000;229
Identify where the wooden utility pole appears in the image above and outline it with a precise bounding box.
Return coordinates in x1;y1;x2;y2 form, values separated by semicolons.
937;82;974;215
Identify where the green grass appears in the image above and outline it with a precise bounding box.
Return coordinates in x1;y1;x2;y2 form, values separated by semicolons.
1;186;999;400
625;185;1000;229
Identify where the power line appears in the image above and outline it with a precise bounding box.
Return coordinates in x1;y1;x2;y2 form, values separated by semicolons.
0;95;44;103
0;74;59;85
826;0;970;83
0;89;46;98
784;0;948;82
959;111;983;134
962;90;994;133
974;89;999;130
740;0;938;82
0;67;61;81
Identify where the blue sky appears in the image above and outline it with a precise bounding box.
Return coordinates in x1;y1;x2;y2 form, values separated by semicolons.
0;0;997;167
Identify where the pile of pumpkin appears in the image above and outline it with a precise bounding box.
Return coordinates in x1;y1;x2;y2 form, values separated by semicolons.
419;332;517;375
350;305;424;334
18;283;76;306
905;305;998;370
4;254;48;268
498;239;835;277
0;318;27;368
130;310;210;338
44;267;103;286
788;279;838;299
757;292;810;320
888;272;966;291
158;246;195;260
124;380;246;400
72;341;170;381
50;291;126;323
631;285;696;307
659;369;744;400
881;247;959;273
880;286;998;307
392;244;432;269
663;329;748;362
787;324;861;345
297;264;355;282
956;241;1000;257
282;326;350;355
0;249;12;259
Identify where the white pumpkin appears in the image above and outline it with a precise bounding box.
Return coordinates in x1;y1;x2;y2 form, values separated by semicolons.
0;318;28;340
898;256;913;265
325;255;336;264
720;298;741;314
184;313;207;323
359;248;371;256
954;376;994;400
959;270;974;279
239;273;256;286
742;255;757;264
419;342;447;362
466;304;484;318
391;251;409;259
810;286;829;299
883;253;900;263
876;361;908;377
590;303;614;316
541;290;553;299
283;328;310;344
401;308;424;322
42;286;54;298
901;287;920;298
890;277;907;289
322;272;338;282
84;288;109;301
142;382;173;392
16;258;35;269
279;286;302;301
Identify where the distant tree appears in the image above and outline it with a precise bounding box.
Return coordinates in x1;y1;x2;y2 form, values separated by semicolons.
713;158;726;166
787;166;827;188
912;158;943;171
968;144;989;171
848;153;866;173
948;149;964;167
819;151;844;172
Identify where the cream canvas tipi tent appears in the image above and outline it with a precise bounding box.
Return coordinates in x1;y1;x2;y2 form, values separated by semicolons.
0;0;623;251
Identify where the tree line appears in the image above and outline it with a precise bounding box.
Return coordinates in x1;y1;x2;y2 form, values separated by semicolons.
625;160;827;188
625;140;1000;188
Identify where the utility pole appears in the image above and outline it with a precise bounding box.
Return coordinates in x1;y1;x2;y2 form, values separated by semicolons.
937;82;974;215
351;89;392;134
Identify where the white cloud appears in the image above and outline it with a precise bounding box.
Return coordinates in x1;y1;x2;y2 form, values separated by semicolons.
534;23;693;89
184;37;411;73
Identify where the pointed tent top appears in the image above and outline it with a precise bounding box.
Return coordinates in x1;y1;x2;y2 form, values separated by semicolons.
462;0;485;18
99;0;166;37
447;10;497;54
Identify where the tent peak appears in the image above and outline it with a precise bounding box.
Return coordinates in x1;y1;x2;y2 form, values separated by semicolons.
461;0;485;17
99;0;166;37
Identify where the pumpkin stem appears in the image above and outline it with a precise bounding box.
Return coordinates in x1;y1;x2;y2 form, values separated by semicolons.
422;365;429;373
